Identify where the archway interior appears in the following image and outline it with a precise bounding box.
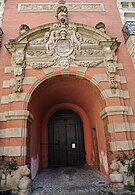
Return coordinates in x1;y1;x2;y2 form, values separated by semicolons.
48;109;86;167
28;75;108;175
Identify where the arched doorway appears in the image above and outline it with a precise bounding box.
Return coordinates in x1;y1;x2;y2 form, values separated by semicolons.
27;75;108;178
48;109;86;167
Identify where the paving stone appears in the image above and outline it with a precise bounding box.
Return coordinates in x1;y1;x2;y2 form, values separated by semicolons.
31;166;133;195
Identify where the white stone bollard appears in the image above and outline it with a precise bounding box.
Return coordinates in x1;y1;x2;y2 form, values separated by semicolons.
109;160;124;188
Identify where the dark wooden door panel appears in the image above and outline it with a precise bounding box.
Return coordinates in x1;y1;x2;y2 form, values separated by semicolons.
48;109;86;167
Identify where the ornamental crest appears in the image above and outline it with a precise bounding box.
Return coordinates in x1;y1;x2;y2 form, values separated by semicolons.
44;24;81;69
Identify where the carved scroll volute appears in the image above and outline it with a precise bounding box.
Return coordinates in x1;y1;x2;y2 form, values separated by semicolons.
104;47;118;94
11;44;27;93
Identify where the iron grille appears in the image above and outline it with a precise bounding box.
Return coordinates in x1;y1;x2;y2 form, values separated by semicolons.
122;21;135;42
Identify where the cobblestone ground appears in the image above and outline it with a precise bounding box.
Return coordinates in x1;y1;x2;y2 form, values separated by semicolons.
31;166;133;195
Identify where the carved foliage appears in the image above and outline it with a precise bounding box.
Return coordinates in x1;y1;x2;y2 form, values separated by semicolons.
12;48;26;93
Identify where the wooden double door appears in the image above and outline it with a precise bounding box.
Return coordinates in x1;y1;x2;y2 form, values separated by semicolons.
48;109;86;167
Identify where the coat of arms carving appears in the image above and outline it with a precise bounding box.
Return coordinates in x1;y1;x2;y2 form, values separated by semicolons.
44;24;81;69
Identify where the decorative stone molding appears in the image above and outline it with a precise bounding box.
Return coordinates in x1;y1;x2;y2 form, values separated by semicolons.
18;3;105;12
13;47;27;93
5;2;120;93
100;106;133;119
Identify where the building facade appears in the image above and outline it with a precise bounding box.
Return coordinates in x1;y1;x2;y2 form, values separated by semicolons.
0;0;135;179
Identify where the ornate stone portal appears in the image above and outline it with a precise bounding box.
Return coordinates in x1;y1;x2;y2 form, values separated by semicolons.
5;1;120;93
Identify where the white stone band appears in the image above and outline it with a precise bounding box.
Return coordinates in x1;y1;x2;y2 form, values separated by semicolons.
0;146;27;156
108;122;135;133
0;110;33;121
110;140;135;151
0;128;27;138
100;106;133;119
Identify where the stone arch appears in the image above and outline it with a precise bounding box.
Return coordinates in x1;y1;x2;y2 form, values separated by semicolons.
26;74;109;178
6;20;133;179
24;69;108;109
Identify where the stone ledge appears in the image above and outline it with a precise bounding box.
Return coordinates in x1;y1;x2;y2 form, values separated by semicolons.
100;106;133;119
